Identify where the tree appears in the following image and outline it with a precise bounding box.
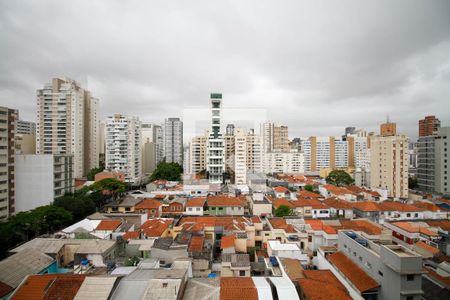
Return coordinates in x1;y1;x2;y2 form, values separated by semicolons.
275;205;294;217
304;184;314;192
150;162;183;181
90;178;126;201
54;192;96;222
408;176;418;189
326;170;354;187
86;167;104;181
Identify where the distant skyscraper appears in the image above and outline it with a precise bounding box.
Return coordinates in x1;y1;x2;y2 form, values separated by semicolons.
261;122;290;152
189;135;208;175
419;115;440;137
370;132;409;198
226;124;235;136
345;126;356;136
380;119;397;137
163;118;183;165
105;114;142;184
0;106;17;219
141;123;163;175
207;93;225;183
36;78;99;178
302;136;349;172
17;120;36;135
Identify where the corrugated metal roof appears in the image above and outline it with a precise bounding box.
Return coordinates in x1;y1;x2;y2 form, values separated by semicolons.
0;248;54;288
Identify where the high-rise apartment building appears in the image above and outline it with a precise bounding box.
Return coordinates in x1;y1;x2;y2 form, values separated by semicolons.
434;127;449;194
17;120;36;135
36;78;99;178
261;122;290;152
264;151;304;174
380;120;397;137
207;93;225;183
0;106;17;219
370;131;409;198
141;123;164;175
234;128;247;184
419;115;440;137
246;129;263;174
417;136;435;192
105;114;142;184
302;137;348;172
163;118;183;165
189;135;208;175
224;134;235;176
226;124;235;136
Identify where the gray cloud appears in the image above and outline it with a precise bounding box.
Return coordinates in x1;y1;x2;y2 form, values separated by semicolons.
1;0;449;141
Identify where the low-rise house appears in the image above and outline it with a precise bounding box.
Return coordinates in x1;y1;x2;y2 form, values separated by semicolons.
378;201;425;222
266;218;309;252
104;196;144;214
74;276;118;300
273;186;291;199
151;236;189;265
291;199;330;219
323;197;354;219
184;197;206;215
134;198;162;218
0;249;56;298
267;240;307;263
221;235;236;254
411;201;449;219
60;218;102;239
297;270;352;300
220;277;258;300
205;195;246;216
250;195;273;217
92;219;125;239
187;235;212;277
161;198;186;217
221;253;251;277
413;241;441;258
319;185;357;201
384;221;440;247
10;238;118;268
141;218;173;239
94;170;125;182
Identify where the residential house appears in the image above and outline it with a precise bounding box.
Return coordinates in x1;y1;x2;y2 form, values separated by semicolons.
161;198;185;217
323;197;354;219
134;198;162;218
205;195;246;216
221;253;251;277
185;198;206;216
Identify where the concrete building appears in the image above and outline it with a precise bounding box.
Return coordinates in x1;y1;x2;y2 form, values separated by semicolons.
15;154;74;212
99;121;105;167
380;120;397;137
15;133;36;154
16;120;36;135
419;115;440;137
417;136;435;192
141;123;163;175
188;135;207;175
261;122;290;152
0;106;17;219
207;93;225;184
226;124;235;136
105;114;142;184
163;118;183;165
435;127;450;194
224;134;235;178
234;128;247;184
36;78;99;178
324;231;423;300
370;133;409;199
302;137;348;172
264;151;304;174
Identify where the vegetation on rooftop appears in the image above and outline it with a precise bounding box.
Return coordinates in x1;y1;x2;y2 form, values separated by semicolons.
274;204;294;217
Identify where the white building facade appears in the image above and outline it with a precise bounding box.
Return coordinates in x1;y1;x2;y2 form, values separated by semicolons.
207;94;225;183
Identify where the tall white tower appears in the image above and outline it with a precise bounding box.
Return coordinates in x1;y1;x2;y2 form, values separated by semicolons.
207;93;225;183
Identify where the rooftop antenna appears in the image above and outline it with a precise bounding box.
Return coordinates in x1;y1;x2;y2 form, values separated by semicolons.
386;115;390;123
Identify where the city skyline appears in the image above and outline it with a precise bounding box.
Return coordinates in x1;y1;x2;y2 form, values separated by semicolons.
1;1;450;140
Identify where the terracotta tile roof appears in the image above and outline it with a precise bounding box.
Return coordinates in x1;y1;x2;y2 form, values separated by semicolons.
281;257;304;281
0;281;13;298
188;235;205;252
305;219;337;234
298;278;352;300
328;252;379;293
344;185;365;194
270;198;295;209
220;235;235;249
424;220;450;231
323;197;353;209
207;195;246;207
297;190;322;199
303;269;346;290
134;198;161;210
415;241;440;255
323;184;353;196
273;186;289;193
220;277;258;300
186;197;206;207
392;222;438;236
412;202;445;212
337;219;382;235
178;216;256;231
250;216;262;223
378;201;424;212
268;218;297;233
424;266;450;287
141;218;173;237
95;219;122;231
350;201;380;212
11;274;86;300
122;231;140;240
256;250;268;259
291;199;329;209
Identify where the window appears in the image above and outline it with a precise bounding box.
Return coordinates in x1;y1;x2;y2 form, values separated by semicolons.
407;274;414;281
406;297;413;300
239;270;246;276
378;270;383;276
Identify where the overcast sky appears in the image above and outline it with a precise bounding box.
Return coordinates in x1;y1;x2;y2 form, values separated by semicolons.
1;0;449;140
